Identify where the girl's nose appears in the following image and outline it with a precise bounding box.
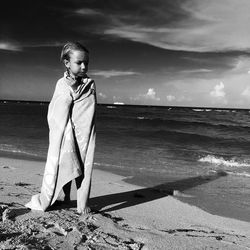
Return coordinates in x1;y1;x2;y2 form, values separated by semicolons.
81;63;86;69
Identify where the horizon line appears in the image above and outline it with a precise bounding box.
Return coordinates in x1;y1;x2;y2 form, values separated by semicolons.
1;99;250;111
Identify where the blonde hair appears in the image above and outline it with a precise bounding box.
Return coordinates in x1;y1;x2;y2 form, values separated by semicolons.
60;42;89;62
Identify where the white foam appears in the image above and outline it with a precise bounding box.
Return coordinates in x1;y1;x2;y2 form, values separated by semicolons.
0;144;39;157
94;162;125;169
193;108;211;112
226;171;250;178
199;155;250;167
215;109;230;112
106;106;116;109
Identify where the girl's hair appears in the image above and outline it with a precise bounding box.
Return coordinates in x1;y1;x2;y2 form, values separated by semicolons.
60;42;89;62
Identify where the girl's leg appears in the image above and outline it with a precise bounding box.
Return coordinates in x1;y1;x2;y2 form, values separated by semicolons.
63;181;72;202
75;175;91;214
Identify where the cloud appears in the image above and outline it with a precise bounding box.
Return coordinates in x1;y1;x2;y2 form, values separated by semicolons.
90;70;139;78
102;0;250;52
231;57;250;74
112;96;124;104
144;88;160;101
3;1;250;53
210;82;225;98
0;42;22;51
98;92;107;99
27;42;65;48
75;8;101;16
210;82;227;105
241;87;250;97
180;69;213;74
2;1;250;53
0;41;66;51
176;96;192;103
166;95;176;102
132;88;160;102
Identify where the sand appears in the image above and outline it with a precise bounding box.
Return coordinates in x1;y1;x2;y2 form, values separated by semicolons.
1;157;250;250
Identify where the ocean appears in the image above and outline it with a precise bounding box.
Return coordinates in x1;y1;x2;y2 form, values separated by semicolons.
1;101;250;221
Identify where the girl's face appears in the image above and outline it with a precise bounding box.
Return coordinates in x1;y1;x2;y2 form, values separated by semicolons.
64;50;89;78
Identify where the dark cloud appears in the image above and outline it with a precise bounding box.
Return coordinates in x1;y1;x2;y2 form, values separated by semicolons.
1;0;192;45
1;0;79;44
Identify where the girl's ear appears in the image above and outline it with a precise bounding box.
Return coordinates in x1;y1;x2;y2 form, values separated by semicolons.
64;59;70;68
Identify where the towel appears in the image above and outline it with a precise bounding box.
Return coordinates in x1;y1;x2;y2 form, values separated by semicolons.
25;73;96;211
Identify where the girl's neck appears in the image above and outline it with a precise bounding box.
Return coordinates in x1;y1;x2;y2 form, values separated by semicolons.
66;71;82;81
65;71;88;91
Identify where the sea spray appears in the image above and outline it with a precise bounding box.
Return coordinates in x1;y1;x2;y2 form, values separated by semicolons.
198;155;250;167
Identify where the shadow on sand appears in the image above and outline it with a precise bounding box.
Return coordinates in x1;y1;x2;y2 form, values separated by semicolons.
50;170;227;213
90;170;227;212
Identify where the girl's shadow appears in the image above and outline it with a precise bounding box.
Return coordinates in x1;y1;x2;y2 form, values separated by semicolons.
89;170;227;212
49;170;227;212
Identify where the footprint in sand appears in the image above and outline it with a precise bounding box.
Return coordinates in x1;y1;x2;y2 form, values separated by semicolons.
1;165;16;170
14;182;32;187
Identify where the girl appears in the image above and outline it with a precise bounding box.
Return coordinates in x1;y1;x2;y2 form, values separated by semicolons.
25;42;96;215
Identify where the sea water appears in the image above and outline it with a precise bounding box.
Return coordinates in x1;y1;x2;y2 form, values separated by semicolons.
0;102;250;221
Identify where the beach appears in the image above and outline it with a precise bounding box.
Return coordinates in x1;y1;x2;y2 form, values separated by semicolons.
1;157;250;250
2;103;250;223
2;0;250;248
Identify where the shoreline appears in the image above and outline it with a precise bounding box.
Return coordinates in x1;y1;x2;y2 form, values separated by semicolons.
1;157;250;249
1;153;250;223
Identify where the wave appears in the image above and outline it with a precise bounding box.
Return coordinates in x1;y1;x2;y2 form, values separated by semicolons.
136;129;250;146
227;171;250;178
209;169;250;178
192;108;213;112
106;106;117;109
128;116;250;131
94;162;125;169
100;115;250;142
0;144;40;157
199;155;250;167
192;108;237;113
214;109;231;112
99;108;249;129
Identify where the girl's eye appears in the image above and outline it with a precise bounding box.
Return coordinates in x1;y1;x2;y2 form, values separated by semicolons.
76;61;88;65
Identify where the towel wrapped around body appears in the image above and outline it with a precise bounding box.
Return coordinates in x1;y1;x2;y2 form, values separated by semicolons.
25;73;96;211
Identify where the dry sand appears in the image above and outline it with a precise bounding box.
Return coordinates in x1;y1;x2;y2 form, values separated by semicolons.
1;157;250;250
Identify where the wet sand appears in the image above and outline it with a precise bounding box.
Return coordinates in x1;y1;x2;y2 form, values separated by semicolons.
1;157;250;249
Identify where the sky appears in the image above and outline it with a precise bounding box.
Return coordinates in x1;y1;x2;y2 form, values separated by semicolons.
1;0;250;108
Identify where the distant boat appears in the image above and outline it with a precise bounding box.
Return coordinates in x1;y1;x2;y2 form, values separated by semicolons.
192;108;204;112
113;102;125;105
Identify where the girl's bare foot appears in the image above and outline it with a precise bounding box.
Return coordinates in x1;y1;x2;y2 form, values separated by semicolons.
77;188;91;215
77;206;91;215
